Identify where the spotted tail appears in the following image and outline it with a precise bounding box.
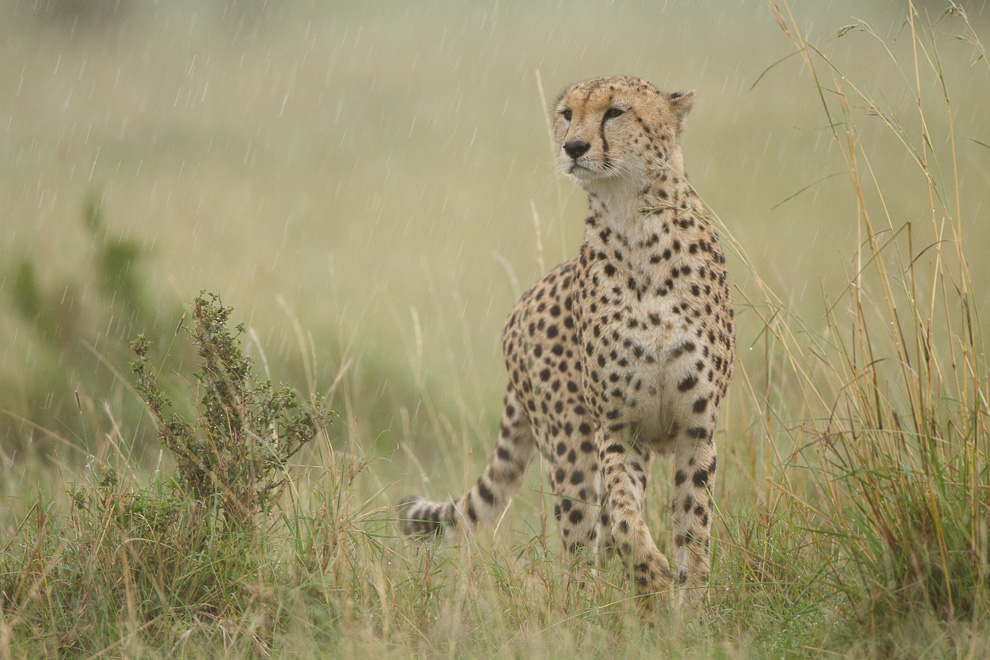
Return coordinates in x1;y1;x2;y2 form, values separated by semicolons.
396;386;537;540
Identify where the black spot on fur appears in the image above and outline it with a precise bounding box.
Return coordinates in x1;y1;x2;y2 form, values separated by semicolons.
477;481;495;505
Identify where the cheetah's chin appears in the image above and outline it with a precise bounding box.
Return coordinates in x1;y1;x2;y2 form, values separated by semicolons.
563;162;608;183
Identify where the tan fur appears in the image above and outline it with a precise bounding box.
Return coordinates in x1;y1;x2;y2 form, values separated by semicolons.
398;76;735;611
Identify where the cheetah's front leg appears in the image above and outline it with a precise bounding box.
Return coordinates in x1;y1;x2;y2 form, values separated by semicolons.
597;429;673;608
671;430;717;608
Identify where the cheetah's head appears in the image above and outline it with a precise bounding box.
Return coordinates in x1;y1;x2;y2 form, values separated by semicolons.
553;76;694;195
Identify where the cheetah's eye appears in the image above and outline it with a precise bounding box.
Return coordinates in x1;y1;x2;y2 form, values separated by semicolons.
604;107;625;119
561;108;573;121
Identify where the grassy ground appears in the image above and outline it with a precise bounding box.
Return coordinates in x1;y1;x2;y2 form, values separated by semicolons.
1;0;989;657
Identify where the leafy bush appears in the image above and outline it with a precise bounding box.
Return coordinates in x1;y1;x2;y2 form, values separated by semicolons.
0;293;333;654
132;293;333;528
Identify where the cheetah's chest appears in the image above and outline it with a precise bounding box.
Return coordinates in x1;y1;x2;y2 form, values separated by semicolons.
576;270;690;428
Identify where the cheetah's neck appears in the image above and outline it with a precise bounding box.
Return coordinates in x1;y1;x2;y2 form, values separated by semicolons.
583;171;708;289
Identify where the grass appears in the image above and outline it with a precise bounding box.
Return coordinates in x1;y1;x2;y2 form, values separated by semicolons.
2;0;990;657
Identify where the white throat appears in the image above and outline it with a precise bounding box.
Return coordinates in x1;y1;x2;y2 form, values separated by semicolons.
576;173;646;227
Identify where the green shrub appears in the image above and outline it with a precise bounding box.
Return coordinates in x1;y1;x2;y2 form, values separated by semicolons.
0;293;333;654
132;292;333;528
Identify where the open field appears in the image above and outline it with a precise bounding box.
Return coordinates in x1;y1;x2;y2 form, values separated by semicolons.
1;1;989;657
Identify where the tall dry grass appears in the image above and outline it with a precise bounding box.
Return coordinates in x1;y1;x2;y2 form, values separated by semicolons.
712;0;989;648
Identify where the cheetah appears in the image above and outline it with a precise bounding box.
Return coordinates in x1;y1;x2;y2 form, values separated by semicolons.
398;76;735;608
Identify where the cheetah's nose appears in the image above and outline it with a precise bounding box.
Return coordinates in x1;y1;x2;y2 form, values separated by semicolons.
563;140;591;159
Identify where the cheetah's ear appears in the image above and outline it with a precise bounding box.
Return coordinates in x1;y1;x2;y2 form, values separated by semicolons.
668;90;696;133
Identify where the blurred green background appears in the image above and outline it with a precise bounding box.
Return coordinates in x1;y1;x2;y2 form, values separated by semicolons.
1;0;988;478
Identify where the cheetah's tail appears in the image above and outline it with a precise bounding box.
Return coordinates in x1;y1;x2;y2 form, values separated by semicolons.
395;495;460;539
396;386;538;541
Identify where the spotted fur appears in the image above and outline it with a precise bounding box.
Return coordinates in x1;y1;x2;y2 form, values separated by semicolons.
398;76;735;610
